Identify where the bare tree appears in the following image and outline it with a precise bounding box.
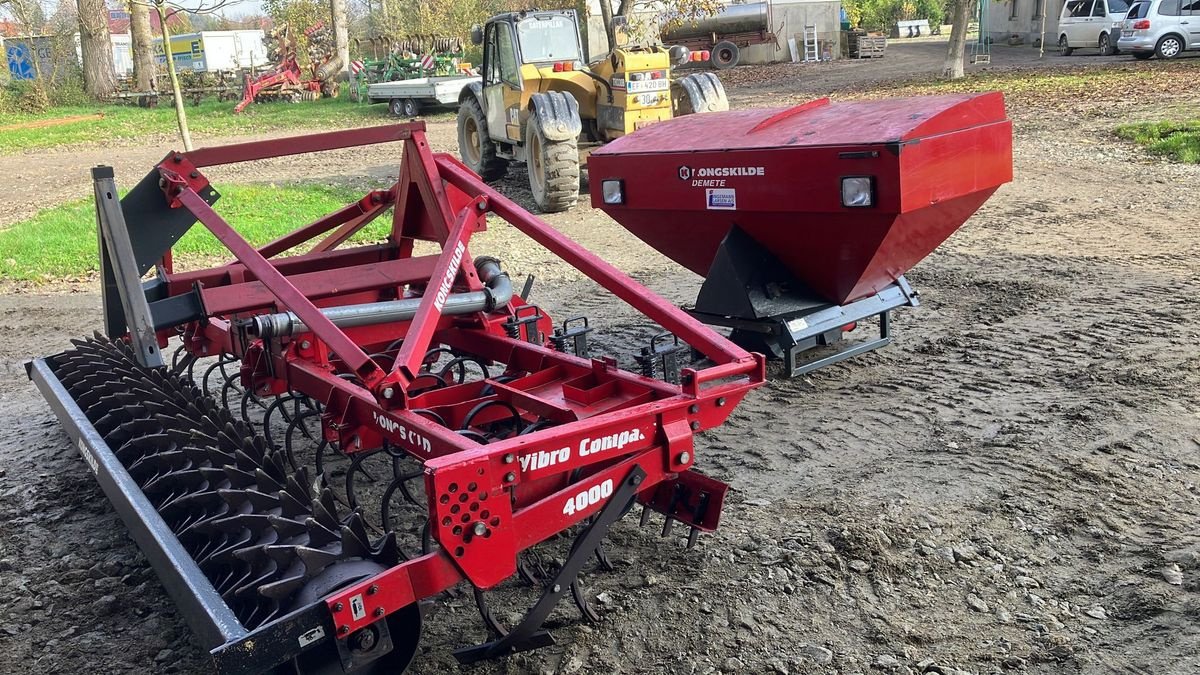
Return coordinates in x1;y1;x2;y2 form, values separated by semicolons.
331;0;349;75
942;0;974;79
77;0;118;96
129;0;156;92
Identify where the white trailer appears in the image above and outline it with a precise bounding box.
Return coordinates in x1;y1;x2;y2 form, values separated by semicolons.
366;75;480;117
153;30;267;73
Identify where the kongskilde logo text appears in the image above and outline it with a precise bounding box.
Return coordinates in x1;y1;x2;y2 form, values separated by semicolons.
433;242;466;311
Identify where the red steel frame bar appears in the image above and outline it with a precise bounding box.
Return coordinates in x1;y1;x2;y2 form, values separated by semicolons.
436;155;757;369
163;174;387;388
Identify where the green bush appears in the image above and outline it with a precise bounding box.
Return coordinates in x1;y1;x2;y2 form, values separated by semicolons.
4;80;51;114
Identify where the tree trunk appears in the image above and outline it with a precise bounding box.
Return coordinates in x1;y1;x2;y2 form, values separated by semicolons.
330;0;349;76
77;0;117;97
942;0;974;79
599;0;615;56
129;0;156;92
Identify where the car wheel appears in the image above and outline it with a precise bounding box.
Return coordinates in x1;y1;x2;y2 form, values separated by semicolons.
1099;32;1113;55
402;98;421;117
1058;35;1073;56
1133;51;1153;60
1155;34;1183;59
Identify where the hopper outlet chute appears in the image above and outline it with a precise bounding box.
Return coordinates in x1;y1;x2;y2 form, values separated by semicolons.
588;92;1013;375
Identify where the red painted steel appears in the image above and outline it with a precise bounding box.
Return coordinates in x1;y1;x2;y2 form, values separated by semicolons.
588;92;1014;304
142;123;763;655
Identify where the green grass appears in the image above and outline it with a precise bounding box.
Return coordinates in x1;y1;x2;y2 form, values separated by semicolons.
1114;119;1200;164
0;183;390;281
0;96;394;154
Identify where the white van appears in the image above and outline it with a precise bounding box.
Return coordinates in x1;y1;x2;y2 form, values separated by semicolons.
1058;0;1131;54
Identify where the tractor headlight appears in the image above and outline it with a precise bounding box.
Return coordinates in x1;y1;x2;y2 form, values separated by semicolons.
602;179;625;205
841;176;874;207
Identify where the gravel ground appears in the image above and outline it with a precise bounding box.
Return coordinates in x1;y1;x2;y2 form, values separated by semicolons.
1;42;1199;675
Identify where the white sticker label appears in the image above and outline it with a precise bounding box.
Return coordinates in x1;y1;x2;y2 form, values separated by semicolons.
706;188;736;210
627;78;669;93
77;438;98;474
786;317;809;333
349;594;366;621
298;625;325;648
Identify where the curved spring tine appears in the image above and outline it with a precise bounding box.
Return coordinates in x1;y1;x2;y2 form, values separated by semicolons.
420;347;455;372
171;343;189;370
283;409;322;474
595;543;615;572
220;371;244;413
438;355;491;385
262;394;298;451
201;355;238;395
239;385;269;427
570;578;601;622
343;449;383;511
473;586;509;638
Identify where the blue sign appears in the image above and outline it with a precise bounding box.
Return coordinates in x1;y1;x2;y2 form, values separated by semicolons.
6;42;36;80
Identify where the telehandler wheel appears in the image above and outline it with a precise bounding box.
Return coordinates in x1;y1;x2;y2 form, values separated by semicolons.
457;96;509;181
672;72;730;116
525;114;580;213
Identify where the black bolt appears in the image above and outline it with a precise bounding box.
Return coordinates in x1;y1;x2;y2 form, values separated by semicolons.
690;420;701;431
351;628;377;652
689;404;700;414
716;397;726;407
333;602;344;612
173;154;183;162
367;584;379;595
631;474;643;485
373;607;385;617
189;170;199;178
339;625;349;635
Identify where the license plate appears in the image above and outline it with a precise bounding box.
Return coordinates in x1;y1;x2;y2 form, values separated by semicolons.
1122;30;1134;36
626;79;668;93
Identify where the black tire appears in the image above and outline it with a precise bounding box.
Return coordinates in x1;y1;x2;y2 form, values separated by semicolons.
710;40;740;69
390;97;420;117
1058;35;1073;56
456;96;508;181
672;72;730;116
1155;34;1184;59
525;114;579;213
1099;32;1114;55
1133;51;1153;60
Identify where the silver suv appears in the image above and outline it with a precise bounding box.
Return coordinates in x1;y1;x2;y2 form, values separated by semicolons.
1118;0;1198;59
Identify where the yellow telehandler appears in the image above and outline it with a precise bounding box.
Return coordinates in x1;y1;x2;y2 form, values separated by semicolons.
457;10;728;212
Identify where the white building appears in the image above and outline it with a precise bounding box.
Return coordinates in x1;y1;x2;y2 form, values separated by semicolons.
988;0;1063;47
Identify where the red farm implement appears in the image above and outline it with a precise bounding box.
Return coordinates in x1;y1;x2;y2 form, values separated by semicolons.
589;92;1013;375
28;121;764;673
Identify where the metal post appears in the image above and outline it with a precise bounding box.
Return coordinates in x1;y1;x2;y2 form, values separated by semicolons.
93;166;164;368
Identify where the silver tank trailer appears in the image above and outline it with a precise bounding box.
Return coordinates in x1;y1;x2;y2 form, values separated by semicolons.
661;3;769;42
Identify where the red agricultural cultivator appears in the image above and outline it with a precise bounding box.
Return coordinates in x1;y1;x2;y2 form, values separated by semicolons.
28;122;764;673
30;91;1013;674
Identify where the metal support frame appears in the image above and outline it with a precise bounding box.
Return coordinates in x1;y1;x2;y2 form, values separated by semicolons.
33;121;766;675
93;166;164;367
685;226;919;377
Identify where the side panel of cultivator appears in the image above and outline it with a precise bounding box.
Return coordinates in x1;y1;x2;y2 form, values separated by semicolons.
29;122;764;674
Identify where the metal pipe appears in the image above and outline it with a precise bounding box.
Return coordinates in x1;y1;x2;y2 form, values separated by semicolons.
248;257;512;338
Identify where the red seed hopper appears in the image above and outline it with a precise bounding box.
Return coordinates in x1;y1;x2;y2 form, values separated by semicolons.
589;92;1013;374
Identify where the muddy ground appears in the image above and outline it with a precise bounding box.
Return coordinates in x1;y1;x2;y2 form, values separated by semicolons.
1;41;1199;675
